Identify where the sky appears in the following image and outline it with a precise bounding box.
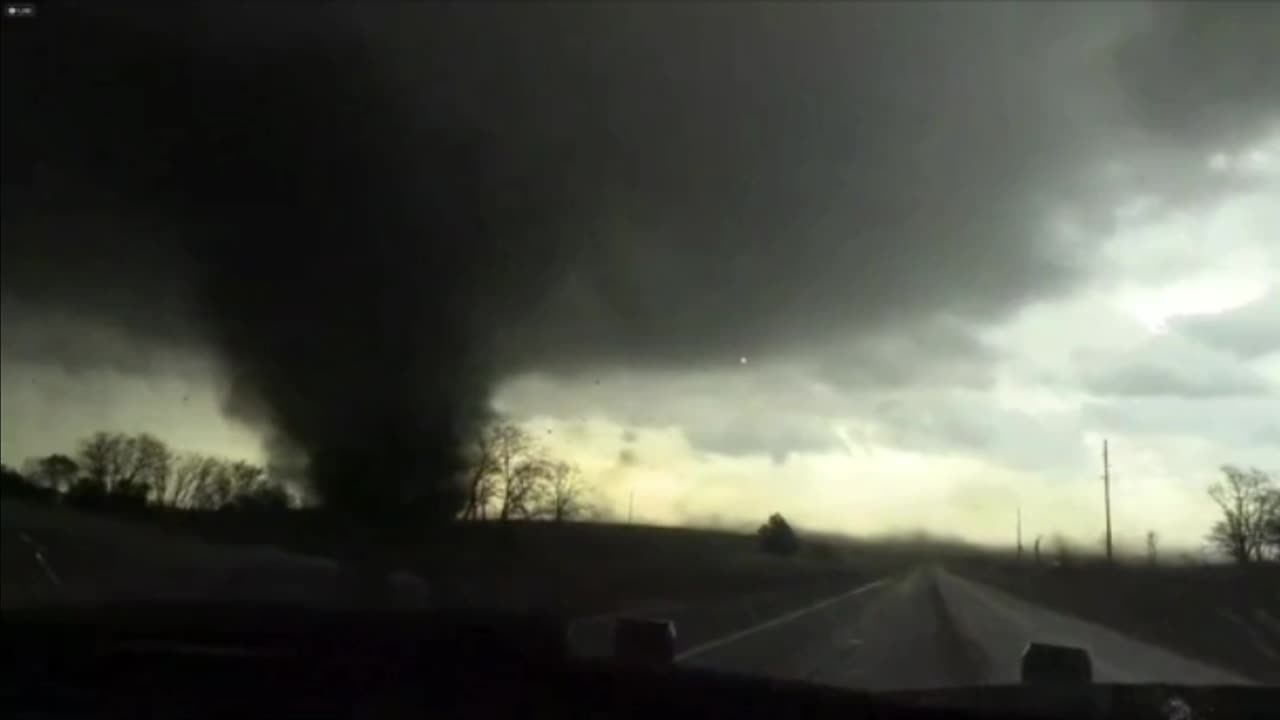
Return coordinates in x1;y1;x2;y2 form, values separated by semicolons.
2;3;1277;550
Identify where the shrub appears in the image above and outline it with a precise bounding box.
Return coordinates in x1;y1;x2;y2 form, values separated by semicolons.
758;512;800;556
64;476;149;512
0;464;56;502
227;484;293;512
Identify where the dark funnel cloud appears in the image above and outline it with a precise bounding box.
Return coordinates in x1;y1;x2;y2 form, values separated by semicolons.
2;5;563;523
3;4;1275;521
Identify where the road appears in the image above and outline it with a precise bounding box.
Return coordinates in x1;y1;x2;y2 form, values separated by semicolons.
584;567;1253;690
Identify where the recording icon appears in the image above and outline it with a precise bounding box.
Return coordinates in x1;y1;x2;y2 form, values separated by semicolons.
5;3;37;19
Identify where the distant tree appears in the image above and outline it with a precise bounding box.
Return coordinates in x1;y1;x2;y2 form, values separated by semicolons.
77;431;116;488
460;423;501;520
503;459;549;521
132;433;173;503
538;460;586;522
488;422;544;521
758;513;800;556
1207;466;1276;564
227;482;292;512
1;463;55;500
169;453;225;508
22;454;80;493
225;460;266;497
0;464;24;491
186;458;270;510
64;476;109;509
74;431;171;500
1265;489;1280;562
65;474;147;511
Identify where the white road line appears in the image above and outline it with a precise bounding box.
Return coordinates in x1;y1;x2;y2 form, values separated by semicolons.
674;577;891;662
18;531;62;586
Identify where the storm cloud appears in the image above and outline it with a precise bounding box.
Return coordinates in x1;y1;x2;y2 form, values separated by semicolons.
1173;293;1280;360
3;4;1277;520
1076;335;1275;399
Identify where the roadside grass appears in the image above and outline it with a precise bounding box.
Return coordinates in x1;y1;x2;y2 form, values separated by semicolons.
950;556;1280;684
3;499;933;613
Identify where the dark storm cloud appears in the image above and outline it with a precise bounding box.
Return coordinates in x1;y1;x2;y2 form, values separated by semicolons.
1111;3;1280;149
3;4;1276;517
807;319;1000;392
0;303;206;379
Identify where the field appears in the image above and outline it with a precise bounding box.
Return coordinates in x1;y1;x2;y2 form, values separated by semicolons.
951;557;1280;684
3;498;924;614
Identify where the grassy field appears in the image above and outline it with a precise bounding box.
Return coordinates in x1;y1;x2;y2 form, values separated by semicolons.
4;498;935;614
951;556;1280;684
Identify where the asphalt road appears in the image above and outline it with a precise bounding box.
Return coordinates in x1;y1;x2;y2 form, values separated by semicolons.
608;567;1253;691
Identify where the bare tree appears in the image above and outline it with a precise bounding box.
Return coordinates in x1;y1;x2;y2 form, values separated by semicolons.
226;460;266;497
22;454;80;493
1264;488;1280;562
169;453;224;508
133;433;173;503
486;422;544;521
460;423;500;520
186;459;270;509
77;431;116;488
74;431;172;499
1207;466;1276;564
195;461;235;509
501;458;548;521
539;460;586;522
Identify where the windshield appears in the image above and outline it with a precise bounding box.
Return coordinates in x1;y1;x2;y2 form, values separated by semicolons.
2;2;1278;692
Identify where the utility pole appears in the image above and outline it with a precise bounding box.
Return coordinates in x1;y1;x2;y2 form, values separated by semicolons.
1016;505;1023;562
1103;439;1113;564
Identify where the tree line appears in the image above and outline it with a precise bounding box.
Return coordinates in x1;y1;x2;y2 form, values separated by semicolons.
8;428;1270;559
2;421;599;524
3;431;289;512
